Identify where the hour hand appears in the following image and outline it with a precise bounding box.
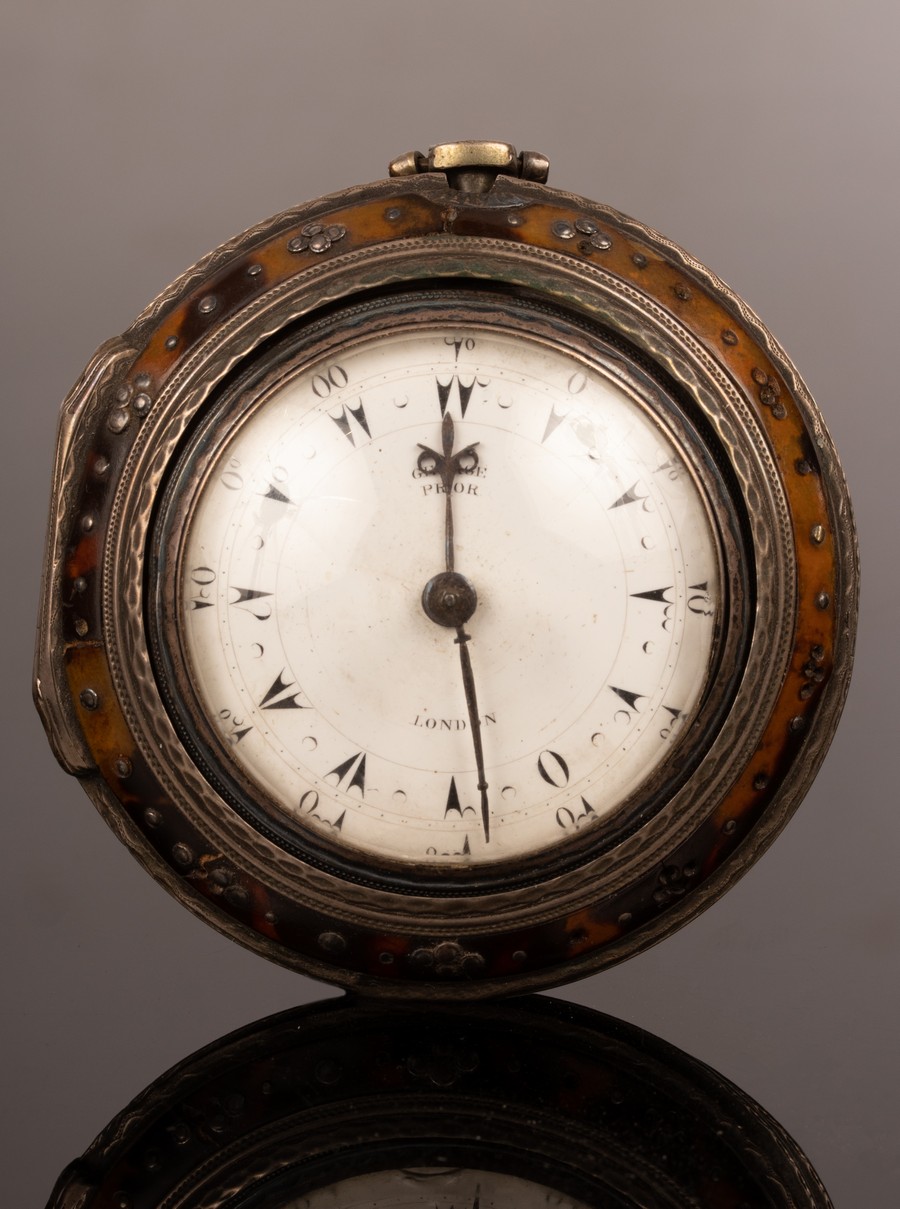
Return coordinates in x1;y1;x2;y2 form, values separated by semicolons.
416;414;479;484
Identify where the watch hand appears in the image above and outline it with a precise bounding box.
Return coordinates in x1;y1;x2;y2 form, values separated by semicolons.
418;413;490;842
417;411;479;572
455;624;491;843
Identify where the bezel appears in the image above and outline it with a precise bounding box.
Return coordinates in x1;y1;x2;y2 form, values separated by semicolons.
34;166;857;996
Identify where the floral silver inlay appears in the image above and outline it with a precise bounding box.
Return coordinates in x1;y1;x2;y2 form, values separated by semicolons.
288;222;347;254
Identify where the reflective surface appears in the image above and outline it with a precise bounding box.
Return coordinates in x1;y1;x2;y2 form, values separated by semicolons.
46;996;831;1208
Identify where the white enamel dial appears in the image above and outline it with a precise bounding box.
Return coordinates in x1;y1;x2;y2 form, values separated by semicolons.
178;323;720;869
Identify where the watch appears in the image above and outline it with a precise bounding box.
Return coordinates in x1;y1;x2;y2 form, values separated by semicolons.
34;140;857;997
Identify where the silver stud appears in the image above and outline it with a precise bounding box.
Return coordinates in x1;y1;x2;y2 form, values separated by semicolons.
108;407;130;433
225;884;249;907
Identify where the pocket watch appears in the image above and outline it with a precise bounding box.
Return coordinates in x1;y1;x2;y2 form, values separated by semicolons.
34;141;857;997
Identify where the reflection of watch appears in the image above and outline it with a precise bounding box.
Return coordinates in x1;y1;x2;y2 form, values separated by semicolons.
35;140;857;996
46;996;834;1208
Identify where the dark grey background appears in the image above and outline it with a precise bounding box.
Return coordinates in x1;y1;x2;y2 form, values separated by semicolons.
3;2;896;1204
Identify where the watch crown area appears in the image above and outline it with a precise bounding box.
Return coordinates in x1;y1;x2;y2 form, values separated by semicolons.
388;140;550;193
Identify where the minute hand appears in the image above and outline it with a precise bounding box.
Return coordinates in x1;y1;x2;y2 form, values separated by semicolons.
455;623;491;842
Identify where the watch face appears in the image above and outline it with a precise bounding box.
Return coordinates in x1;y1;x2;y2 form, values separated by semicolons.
152;295;737;888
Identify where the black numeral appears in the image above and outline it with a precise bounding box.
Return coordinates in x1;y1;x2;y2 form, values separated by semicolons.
260;481;293;505
537;750;570;788
688;582;714;616
444;335;475;361
299;789;345;831
427;835;471;857
631;585;675;632
443;775;475;819
436;374;487;419
229;586;272;620
330;399;371;445
610;686;645;713
631;586;674;605
259;670;309;710
325;752;367;796
541;401;569;443
655;457;683;481
219;708;252;744
311;365;349;398
660;705;683;740
189;565;216;610
610;481;648;509
556;797;597;831
220;459;243;491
